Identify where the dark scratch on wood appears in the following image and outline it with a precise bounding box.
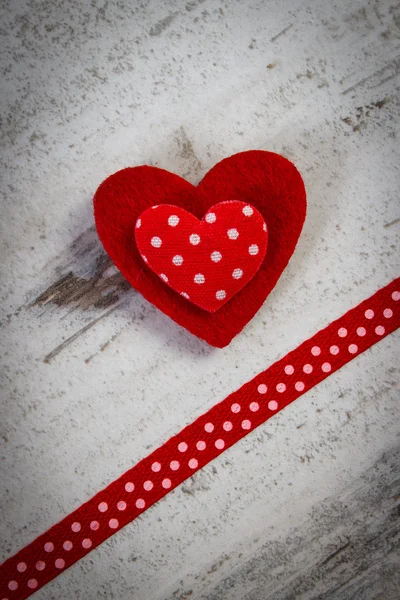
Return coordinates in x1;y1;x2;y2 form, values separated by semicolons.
340;97;390;131
149;11;179;37
384;217;400;228
341;116;353;126
30;226;132;313
175;126;203;180
32;270;130;310
320;541;351;566
372;70;400;88
43;305;120;363
84;331;122;364
342;58;400;94
84;353;96;365
270;23;293;42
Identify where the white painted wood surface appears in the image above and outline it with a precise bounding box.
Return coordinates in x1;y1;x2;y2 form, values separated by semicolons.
1;0;399;598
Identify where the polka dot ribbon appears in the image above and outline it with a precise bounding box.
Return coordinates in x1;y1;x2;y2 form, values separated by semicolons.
1;279;399;599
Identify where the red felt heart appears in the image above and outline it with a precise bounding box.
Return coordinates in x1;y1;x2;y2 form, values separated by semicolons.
134;201;268;312
94;150;306;347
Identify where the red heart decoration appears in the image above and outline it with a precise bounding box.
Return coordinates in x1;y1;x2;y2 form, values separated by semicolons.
135;201;268;312
94;150;306;347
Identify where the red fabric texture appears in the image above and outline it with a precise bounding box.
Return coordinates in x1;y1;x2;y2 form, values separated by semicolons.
94;151;306;346
135;201;268;312
1;279;398;599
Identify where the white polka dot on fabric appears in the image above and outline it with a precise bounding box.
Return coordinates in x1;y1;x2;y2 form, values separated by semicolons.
63;541;73;551
348;344;358;354
257;384;267;394
160;273;168;282
365;309;374;319
44;542;54;552
375;325;385;335
383;308;393;318
311;346;321;356
330;345;339;355
242;205;254;217
231;403;241;413
227;228;239;240
188;458;198;469
241;419;251;430
189;233;201;245
109;519;119;529
168;215;179;227
172;255;183;266
151;236;162;248
98;502;108;513
216;290;226;300
90;521;99;531
338;327;347;337
321;362;331;372
357;327;366;336
35;561;45;571
276;383;286;393
117;500;127;510
143;481;153;491
392;291;400;301
196;441;206;451
303;364;313;374
204;422;214;433
268;400;278;411
250;402;259;412
211;251;222;262
71;522;81;533
28;579;38;589
284;365;294;375
295;381;305;392
215;439;225;450
82;539;92;549
162;478;172;489
8;581;18;591
17;562;27;573
55;559;65;569
223;421;233;431
125;482;135;492
178;442;188;452
194;273;205;284
205;212;216;223
180;292;190;299
248;244;259;256
136;218;141;228
136;499;145;510
170;460;180;471
232;268;243;279
151;462;161;472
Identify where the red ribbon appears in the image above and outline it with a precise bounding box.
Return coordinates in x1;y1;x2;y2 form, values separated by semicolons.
1;279;399;599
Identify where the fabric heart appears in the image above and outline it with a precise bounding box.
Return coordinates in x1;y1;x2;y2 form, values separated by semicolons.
135;201;268;312
94;150;306;347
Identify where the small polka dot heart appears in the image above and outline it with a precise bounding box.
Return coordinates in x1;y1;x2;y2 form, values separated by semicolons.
135;201;268;312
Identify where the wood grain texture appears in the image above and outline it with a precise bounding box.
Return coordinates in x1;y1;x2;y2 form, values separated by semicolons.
30;226;130;312
1;0;399;598
187;444;400;600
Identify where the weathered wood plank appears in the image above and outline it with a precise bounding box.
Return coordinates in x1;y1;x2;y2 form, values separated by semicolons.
168;445;400;600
